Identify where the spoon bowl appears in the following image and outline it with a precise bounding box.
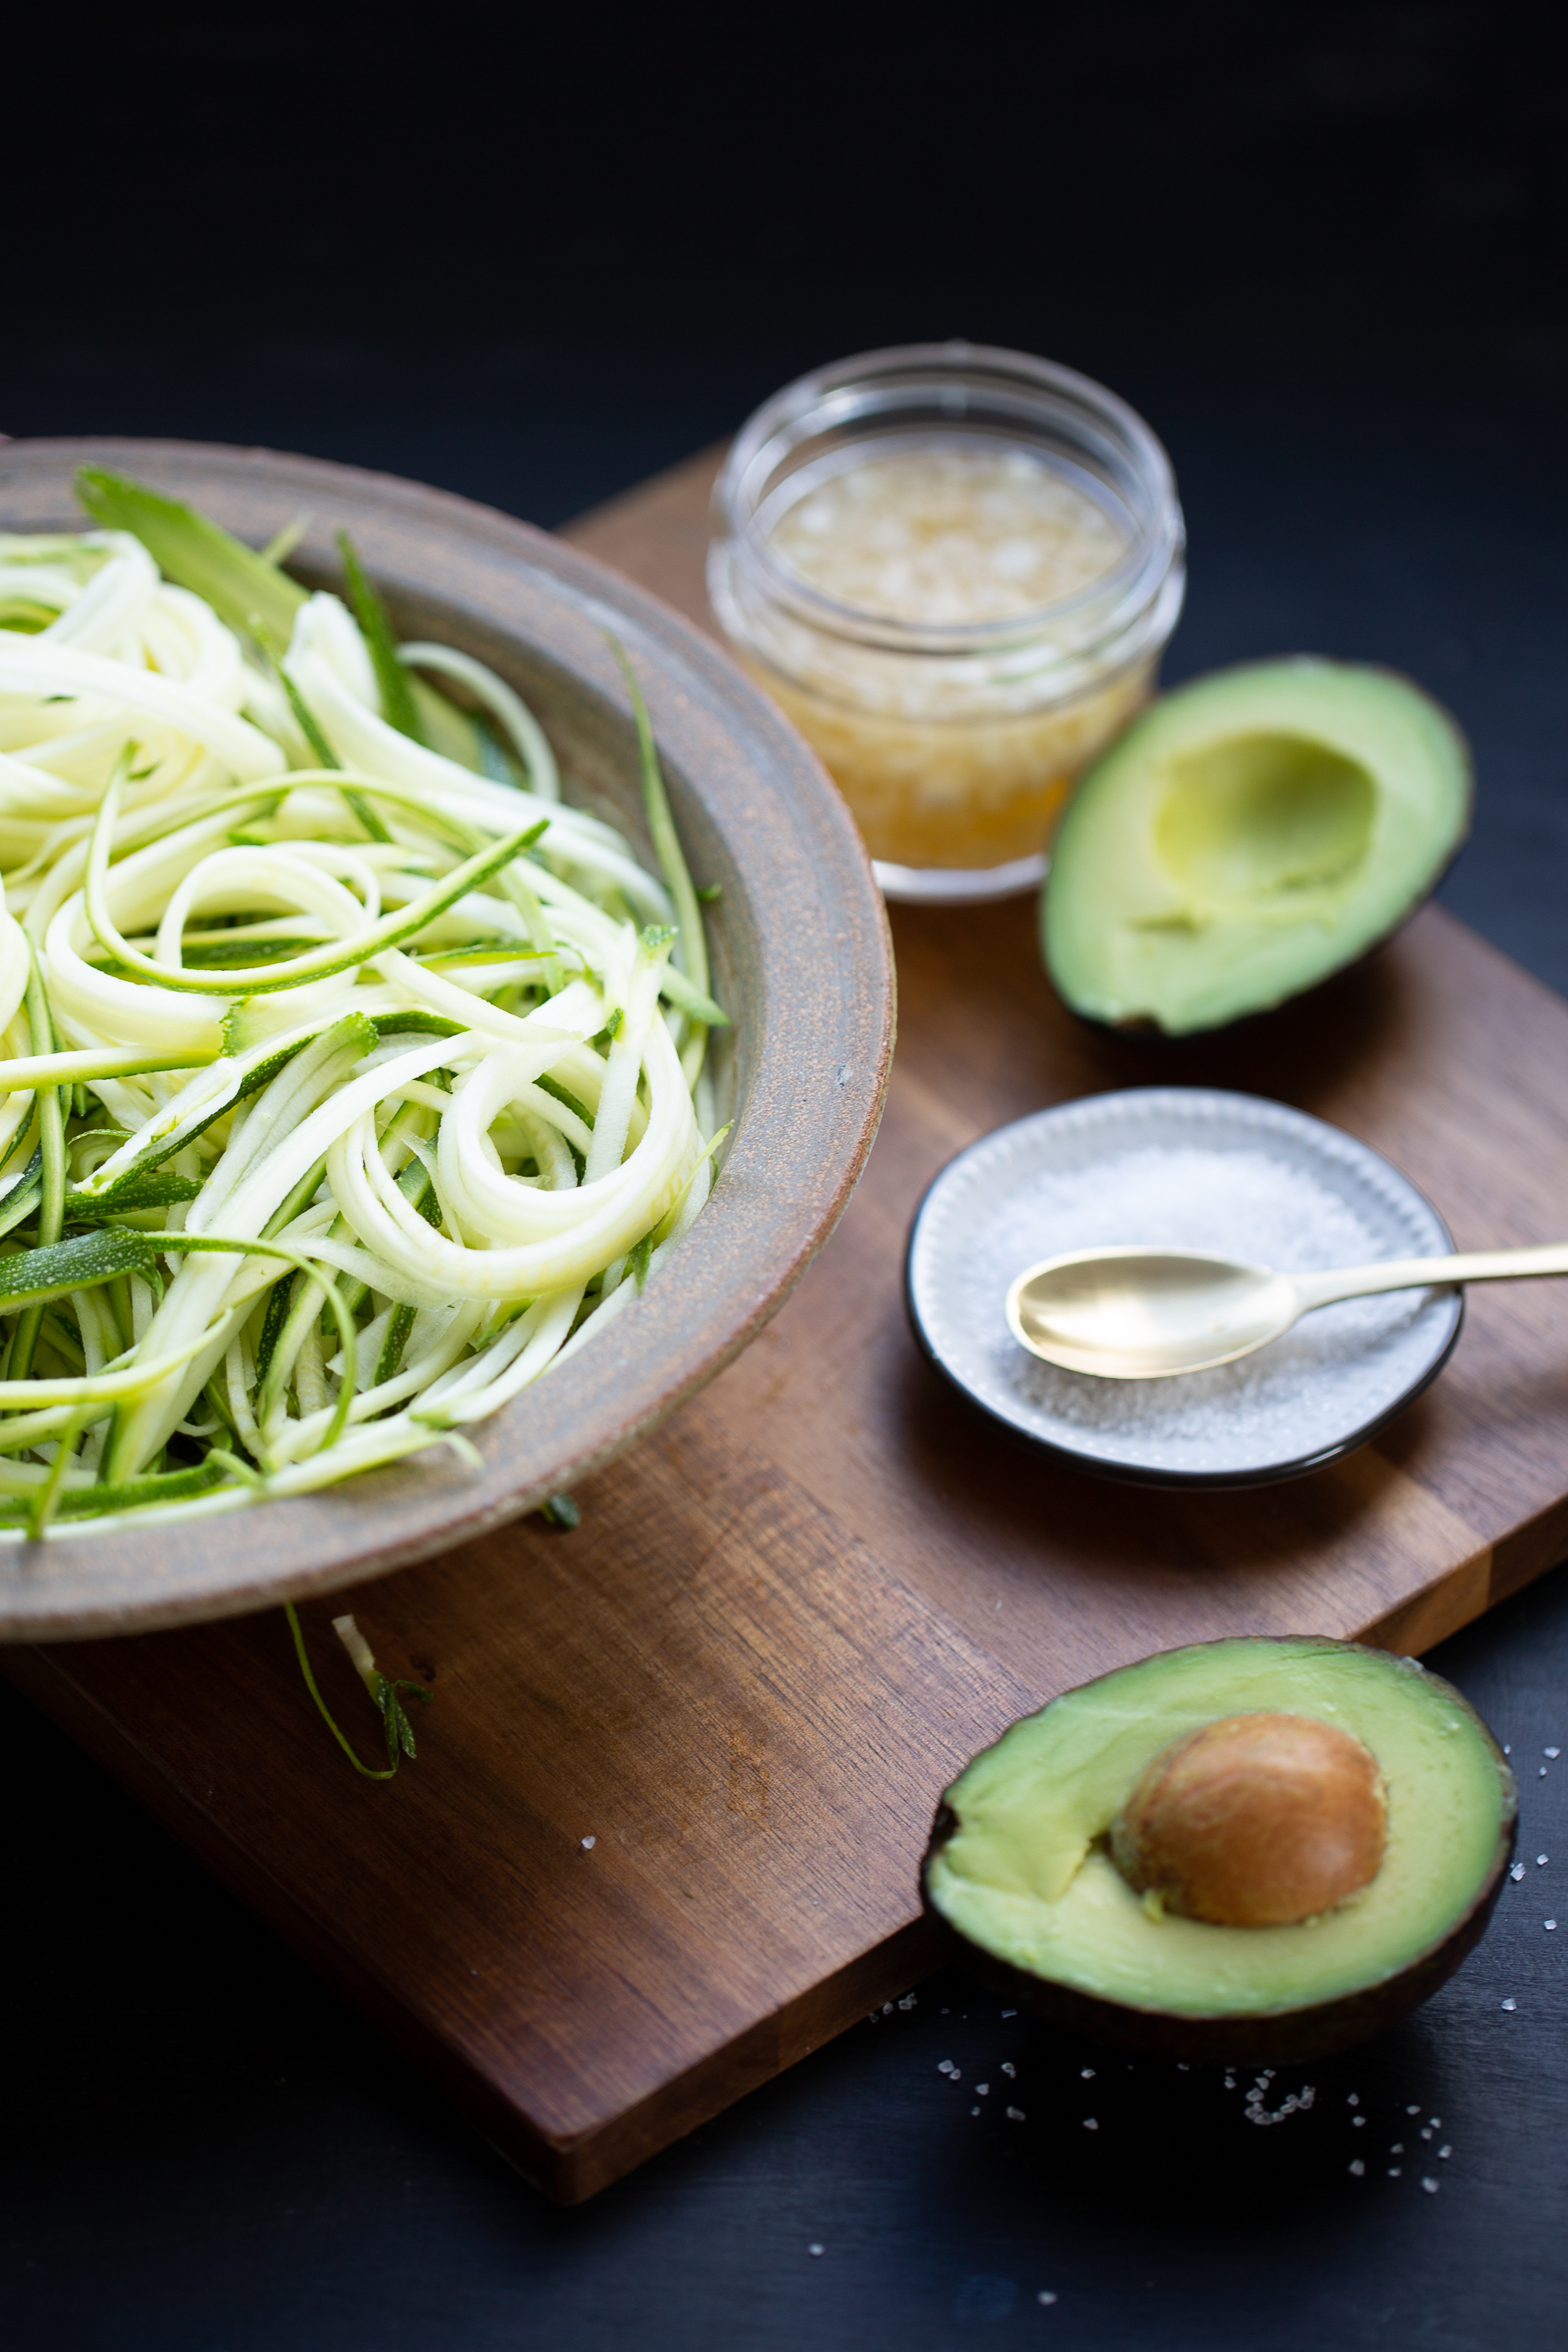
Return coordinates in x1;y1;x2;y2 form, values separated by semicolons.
1007;1248;1302;1378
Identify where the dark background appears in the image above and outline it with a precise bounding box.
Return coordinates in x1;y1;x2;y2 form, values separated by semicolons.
5;5;1567;2344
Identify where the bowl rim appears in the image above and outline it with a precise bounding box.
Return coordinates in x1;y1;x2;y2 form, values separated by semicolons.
0;435;894;1639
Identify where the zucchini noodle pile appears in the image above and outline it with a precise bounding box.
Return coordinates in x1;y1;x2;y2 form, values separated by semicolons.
0;478;726;1538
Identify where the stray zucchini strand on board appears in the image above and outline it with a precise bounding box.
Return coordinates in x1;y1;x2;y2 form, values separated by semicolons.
0;475;728;1536
284;1603;430;1779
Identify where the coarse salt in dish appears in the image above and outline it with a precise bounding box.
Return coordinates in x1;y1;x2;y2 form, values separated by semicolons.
905;1088;1463;1487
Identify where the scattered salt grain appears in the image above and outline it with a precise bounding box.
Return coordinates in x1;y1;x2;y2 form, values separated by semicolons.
809;2243;824;2258
1353;2117;1366;2128
1008;2107;1027;2122
1002;2062;1017;2078
1546;1919;1557;1931
1080;2068;1095;2080
1406;2105;1420;2116
899;1993;918;2009
1538;1855;1549;1867
976;2083;991;2097
1439;2145;1452;2159
1349;2159;1365;2177
1038;2291;1058;2306
1001;2007;1017;2018
1389;2167;1403;2178
1347;2094;1360;2107
1502;1998;1517;2011
580;1835;596;1849
1503;1745;1512;1756
1540;1768;1548;1778
1511;1863;1526;1881
1421;2177;1440;2194
1546;1747;1561;1759
1081;2117;1096;2130
1430;2117;1440;2128
971;2106;981;2117
1245;2079;1315;2126
938;2061;955;2075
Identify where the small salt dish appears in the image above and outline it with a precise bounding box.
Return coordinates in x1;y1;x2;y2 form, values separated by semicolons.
905;1086;1461;1487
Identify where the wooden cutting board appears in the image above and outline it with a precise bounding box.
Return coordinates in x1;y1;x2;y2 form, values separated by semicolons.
8;450;1568;2202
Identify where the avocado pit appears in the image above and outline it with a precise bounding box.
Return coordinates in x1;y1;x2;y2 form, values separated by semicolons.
1109;1710;1387;1927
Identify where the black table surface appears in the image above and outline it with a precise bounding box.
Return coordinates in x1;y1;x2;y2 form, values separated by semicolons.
5;10;1567;2344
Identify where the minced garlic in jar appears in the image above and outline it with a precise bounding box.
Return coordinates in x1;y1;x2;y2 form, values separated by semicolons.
709;346;1185;897
770;447;1125;626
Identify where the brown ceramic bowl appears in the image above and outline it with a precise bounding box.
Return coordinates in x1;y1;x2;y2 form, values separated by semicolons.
0;438;893;1639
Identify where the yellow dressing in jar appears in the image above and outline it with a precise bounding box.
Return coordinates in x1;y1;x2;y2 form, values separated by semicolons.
709;344;1186;899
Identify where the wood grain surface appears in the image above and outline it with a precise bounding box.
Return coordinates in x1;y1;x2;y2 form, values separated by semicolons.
8;449;1568;2201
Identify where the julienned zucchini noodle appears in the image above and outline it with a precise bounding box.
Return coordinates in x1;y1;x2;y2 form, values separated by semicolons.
0;471;729;1540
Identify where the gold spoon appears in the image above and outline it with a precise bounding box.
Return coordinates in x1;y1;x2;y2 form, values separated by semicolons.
1005;1241;1568;1380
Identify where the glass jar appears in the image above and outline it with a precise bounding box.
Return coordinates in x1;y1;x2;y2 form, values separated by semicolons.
708;342;1186;901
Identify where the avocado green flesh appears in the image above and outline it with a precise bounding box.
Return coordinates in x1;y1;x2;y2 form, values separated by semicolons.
1042;660;1470;1035
927;1639;1506;2020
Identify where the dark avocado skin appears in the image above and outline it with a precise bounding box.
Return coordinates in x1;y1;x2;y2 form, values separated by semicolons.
1040;657;1475;1041
922;1640;1517;2067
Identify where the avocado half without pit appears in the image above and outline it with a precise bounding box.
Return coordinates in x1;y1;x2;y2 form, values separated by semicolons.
1041;659;1471;1036
923;1639;1516;2064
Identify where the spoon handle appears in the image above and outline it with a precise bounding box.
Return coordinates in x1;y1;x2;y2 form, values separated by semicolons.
1293;1241;1568;1314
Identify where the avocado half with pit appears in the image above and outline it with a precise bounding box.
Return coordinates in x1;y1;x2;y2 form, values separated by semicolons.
923;1637;1515;2065
1042;660;1471;1035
